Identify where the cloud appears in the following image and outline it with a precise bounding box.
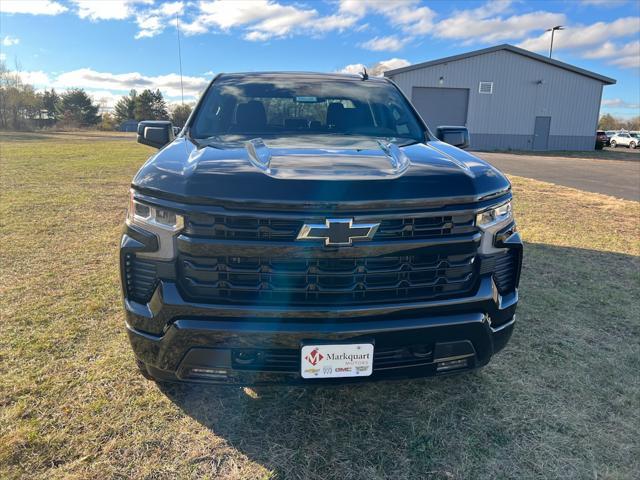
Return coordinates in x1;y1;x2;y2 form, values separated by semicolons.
135;2;184;38
69;0;183;39
0;0;67;15
178;0;364;41
182;0;327;40
52;68;209;98
518;18;640;53
359;36;409;52
337;0;435;35
352;0;561;52
581;0;627;5
602;99;640;110
13;70;51;85
610;54;640;69
0;53;6;61
2;35;20;46
338;58;411;76
180;0;430;42
583;40;640;69
70;0;152;21
433;2;565;43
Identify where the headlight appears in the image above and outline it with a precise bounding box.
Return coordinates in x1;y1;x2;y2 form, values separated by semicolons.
476;201;512;228
126;190;183;260
127;190;183;232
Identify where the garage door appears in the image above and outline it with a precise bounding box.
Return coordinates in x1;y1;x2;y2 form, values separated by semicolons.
411;87;469;131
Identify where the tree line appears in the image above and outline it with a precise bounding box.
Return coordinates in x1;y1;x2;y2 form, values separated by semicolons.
113;90;192;127
598;114;639;131
0;61;192;131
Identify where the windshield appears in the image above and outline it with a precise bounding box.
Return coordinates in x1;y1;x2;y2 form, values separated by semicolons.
190;75;425;143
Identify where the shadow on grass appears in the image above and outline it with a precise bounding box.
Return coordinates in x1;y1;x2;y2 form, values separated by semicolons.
157;243;640;479
0;131;57;142
159;373;492;478
0;131;136;142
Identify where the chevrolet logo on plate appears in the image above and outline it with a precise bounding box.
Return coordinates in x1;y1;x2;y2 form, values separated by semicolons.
296;218;380;246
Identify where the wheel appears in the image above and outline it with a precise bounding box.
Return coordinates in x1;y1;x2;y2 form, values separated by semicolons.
610;140;617;148
629;141;636;149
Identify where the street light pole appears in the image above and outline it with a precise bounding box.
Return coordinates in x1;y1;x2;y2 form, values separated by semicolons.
546;25;565;58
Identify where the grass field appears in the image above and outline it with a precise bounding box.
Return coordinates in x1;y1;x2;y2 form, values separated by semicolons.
1;131;639;480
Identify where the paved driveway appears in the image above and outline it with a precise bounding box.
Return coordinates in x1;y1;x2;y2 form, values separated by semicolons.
475;152;640;201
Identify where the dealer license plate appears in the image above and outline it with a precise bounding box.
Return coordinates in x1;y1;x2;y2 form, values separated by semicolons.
300;343;374;379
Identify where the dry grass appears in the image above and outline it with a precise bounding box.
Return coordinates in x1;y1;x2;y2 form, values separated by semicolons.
1;132;639;479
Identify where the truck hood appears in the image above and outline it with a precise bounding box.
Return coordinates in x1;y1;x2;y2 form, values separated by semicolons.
132;135;510;208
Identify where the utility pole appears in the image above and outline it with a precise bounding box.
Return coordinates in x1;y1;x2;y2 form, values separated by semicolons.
546;25;564;58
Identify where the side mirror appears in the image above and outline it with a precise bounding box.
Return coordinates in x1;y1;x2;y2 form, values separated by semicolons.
436;126;470;149
137;120;174;149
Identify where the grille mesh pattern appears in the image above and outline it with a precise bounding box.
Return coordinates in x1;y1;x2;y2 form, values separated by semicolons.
184;213;476;241
178;251;477;306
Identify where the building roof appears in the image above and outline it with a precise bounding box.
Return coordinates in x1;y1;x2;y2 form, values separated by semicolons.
384;44;616;85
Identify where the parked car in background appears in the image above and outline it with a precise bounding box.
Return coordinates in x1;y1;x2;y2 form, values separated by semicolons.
605;130;618;141
595;130;608;149
609;132;638;149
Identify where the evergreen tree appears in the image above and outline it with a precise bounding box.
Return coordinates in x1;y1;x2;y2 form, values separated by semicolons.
58;88;99;126
114;89;137;123
133;89;169;120
42;89;61;121
134;89;155;120
151;89;168;120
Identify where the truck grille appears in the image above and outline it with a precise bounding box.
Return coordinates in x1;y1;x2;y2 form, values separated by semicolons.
177;249;478;306
184;213;476;241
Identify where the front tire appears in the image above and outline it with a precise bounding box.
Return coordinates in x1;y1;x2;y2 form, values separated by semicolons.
610;140;617;148
629;141;636;149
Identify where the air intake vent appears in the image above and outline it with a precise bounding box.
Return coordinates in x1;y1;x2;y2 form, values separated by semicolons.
479;82;493;94
124;254;158;303
493;250;517;294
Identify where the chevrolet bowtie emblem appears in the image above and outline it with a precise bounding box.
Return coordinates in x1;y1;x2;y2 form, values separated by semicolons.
296;218;380;246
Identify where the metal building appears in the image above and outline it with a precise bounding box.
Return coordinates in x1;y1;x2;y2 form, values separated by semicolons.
384;44;616;151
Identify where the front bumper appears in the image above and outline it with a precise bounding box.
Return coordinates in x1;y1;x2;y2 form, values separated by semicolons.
125;275;518;385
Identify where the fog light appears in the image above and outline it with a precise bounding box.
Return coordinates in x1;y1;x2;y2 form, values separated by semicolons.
234;349;261;365
190;368;228;379
436;358;468;372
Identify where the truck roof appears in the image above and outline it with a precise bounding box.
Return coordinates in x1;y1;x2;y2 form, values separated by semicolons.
215;71;389;83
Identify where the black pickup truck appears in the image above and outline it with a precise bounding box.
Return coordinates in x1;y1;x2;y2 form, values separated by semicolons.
121;72;522;384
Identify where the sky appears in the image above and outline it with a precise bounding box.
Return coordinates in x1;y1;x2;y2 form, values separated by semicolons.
0;0;639;118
